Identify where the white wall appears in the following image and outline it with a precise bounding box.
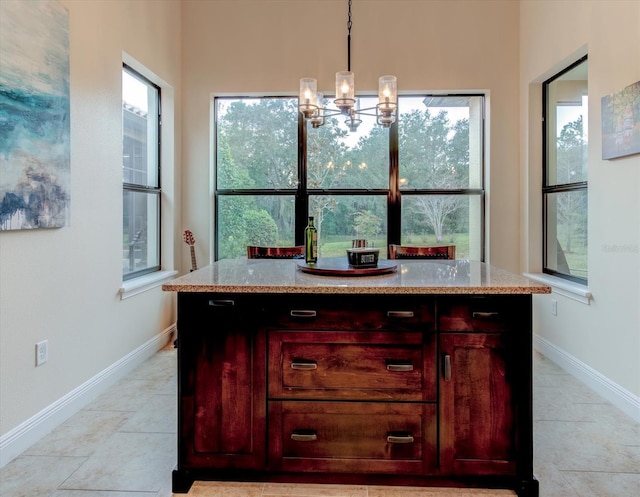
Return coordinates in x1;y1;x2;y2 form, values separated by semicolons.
0;0;182;460
181;0;522;272
520;0;640;413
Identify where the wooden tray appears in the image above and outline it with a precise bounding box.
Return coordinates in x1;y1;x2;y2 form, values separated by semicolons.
296;257;397;277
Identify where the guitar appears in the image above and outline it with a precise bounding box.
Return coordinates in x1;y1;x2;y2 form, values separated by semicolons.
183;230;197;272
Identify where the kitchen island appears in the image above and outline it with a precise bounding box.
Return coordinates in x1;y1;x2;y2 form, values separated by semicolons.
162;258;550;496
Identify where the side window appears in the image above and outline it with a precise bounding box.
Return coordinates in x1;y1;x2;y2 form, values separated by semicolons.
122;65;161;279
542;56;588;283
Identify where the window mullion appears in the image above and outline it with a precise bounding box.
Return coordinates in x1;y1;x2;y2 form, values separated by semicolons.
296;111;308;245
388;118;400;245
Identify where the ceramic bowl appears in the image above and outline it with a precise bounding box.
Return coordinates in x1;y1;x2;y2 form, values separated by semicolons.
346;247;379;268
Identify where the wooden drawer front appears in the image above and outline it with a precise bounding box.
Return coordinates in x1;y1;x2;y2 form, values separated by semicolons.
269;331;436;401
269;296;434;331
178;293;261;333
268;401;437;474
179;293;255;313
438;296;530;332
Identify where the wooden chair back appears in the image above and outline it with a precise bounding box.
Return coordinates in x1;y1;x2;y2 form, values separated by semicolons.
246;245;305;259
388;244;456;260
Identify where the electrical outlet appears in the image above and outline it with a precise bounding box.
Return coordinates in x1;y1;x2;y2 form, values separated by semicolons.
35;340;48;367
551;299;558;316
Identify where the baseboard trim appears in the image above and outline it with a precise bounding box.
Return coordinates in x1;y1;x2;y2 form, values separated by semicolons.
535;334;640;423
0;325;176;468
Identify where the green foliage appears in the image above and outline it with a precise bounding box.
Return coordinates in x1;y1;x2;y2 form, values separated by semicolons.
244;209;278;246
557;116;587;182
555;117;588;258
353;210;382;237
218;98;298;190
217;139;255;189
217;137;258;258
397;109;469;241
218;199;250;259
218;203;280;259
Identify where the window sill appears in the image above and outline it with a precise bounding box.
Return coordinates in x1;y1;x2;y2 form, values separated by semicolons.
120;270;178;300
523;272;592;304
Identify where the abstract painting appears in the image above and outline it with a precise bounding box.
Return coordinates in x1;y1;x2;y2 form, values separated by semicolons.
0;0;70;230
601;81;640;160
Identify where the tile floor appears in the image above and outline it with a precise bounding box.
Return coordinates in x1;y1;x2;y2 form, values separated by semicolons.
1;345;638;497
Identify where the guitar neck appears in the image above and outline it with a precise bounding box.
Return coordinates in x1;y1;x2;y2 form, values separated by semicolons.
189;245;197;271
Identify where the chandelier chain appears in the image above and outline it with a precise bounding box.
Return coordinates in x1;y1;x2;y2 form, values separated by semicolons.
347;0;352;71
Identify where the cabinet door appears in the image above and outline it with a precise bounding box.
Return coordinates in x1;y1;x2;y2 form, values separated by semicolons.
178;295;266;470
439;333;516;476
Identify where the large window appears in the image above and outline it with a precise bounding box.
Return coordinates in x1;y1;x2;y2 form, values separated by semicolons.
122;65;161;279
543;56;588;283
215;94;485;260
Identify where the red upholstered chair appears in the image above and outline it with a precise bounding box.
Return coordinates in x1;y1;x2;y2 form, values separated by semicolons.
246;245;305;259
388;244;456;260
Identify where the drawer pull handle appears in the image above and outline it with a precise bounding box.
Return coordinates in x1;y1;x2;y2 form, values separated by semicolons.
291;431;317;442
386;363;414;372
387;433;414;444
387;310;414;318
208;299;235;307
472;311;499;319
443;354;451;381
290;310;317;318
291;361;317;370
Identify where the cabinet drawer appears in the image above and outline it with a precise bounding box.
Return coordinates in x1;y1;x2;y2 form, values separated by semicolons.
178;293;259;331
268;295;434;331
269;331;436;401
179;293;255;311
438;296;530;332
268;401;437;474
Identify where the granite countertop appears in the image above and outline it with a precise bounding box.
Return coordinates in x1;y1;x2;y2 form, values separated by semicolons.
162;258;551;295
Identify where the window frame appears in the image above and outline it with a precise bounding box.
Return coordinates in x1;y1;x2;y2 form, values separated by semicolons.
542;55;588;285
214;93;485;261
122;63;162;280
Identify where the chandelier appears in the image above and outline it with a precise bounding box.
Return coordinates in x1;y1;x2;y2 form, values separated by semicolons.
298;0;398;132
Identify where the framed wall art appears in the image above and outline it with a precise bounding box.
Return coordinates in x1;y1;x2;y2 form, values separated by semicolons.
601;81;640;160
0;0;70;230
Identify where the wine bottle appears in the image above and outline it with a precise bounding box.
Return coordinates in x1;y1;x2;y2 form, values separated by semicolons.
304;216;318;264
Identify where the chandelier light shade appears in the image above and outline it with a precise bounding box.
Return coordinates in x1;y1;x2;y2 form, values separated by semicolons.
299;78;318;118
335;71;356;112
298;0;397;132
377;75;397;125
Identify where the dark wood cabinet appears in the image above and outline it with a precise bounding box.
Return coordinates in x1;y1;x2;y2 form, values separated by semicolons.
175;294;267;478
438;296;536;492
173;292;537;496
439;332;515;475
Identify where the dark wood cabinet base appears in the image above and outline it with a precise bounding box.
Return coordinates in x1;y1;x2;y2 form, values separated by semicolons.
173;292;538;497
173;467;539;496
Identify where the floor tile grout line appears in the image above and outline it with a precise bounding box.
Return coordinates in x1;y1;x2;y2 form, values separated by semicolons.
534;419;599;423
559;469;640;475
